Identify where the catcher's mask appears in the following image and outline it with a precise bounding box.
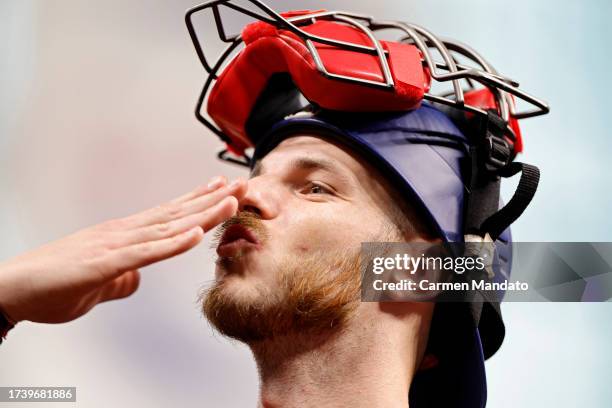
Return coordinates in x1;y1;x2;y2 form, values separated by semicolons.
185;1;549;407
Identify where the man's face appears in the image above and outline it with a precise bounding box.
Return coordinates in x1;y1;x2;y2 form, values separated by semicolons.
203;135;405;342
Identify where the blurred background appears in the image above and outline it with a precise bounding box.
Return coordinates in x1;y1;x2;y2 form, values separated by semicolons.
1;0;611;406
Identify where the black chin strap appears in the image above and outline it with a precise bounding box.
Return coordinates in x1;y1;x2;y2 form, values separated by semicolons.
464;111;541;241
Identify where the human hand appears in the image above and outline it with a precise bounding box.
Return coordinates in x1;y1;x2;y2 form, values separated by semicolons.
0;176;247;324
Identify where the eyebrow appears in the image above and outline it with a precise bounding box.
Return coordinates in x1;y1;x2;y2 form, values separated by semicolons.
251;156;353;186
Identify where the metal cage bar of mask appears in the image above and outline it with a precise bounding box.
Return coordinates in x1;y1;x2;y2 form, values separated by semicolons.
185;0;550;162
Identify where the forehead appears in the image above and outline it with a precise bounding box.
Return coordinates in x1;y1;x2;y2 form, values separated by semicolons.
254;134;410;227
255;135;368;178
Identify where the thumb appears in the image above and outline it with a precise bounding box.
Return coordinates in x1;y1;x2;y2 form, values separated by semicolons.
97;269;141;303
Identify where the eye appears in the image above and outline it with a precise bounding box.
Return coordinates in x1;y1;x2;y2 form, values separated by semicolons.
304;182;333;196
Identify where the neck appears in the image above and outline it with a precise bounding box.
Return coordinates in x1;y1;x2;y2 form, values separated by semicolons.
250;303;429;408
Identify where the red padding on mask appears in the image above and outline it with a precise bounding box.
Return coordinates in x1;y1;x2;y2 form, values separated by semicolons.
464;88;523;153
208;11;430;151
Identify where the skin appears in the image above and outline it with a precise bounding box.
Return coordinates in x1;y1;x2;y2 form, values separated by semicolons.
212;135;435;408
0;133;434;407
0;176;247;324
216;136;409;294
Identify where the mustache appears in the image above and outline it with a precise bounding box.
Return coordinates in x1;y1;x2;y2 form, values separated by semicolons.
211;210;269;249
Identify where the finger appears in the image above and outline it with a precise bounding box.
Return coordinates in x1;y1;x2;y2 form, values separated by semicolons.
116;196;238;247
97;270;141;303
170;176;227;205
107;226;204;275
178;178;247;217
117;178;246;230
199;196;238;232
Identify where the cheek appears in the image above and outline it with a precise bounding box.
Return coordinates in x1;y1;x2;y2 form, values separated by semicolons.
278;206;378;254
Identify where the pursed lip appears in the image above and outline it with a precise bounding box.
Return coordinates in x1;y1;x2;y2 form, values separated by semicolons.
216;224;261;256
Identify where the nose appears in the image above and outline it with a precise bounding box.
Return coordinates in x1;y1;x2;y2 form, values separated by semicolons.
238;176;281;219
